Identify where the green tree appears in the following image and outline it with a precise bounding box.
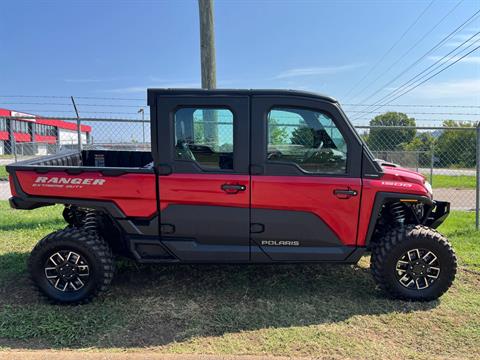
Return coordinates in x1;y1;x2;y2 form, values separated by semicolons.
359;130;369;143
436;120;476;168
367;112;416;151
290;127;314;147
194;121;204;143
403;132;436;167
268;117;288;145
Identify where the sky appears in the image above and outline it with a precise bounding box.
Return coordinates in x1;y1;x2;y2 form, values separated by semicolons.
0;0;479;130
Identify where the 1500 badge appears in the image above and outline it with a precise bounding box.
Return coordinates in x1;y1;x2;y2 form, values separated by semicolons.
261;240;300;246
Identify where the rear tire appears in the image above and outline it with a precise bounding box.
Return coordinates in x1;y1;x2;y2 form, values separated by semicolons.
371;225;457;301
28;227;115;304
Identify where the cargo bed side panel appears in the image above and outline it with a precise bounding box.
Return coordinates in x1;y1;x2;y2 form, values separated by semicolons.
13;170;157;218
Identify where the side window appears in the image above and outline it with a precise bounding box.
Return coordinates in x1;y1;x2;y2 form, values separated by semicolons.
267;107;348;174
174;108;234;171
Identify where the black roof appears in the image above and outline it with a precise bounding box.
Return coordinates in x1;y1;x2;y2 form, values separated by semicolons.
147;88;337;106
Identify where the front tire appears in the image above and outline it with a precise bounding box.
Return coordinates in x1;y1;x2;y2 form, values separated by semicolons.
28;227;115;304
371;225;457;301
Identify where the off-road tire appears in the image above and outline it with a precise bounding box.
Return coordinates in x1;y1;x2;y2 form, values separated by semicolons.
28;227;115;304
371;225;457;301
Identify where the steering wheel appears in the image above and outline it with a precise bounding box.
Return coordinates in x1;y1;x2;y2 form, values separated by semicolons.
302;141;324;162
267;150;283;160
176;140;196;161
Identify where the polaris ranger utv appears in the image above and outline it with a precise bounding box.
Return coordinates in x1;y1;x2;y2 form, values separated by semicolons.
7;89;455;304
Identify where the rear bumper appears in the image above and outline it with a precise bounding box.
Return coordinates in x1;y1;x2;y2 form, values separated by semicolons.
9;196;50;210
425;200;450;228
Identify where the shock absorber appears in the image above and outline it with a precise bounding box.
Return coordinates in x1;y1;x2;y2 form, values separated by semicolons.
390;202;406;226
82;211;98;234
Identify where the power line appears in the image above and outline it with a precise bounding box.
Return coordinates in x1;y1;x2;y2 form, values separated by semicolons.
0;102;147;108
356;30;480;116
0;95;145;101
377;45;480;105
16;109;146;115
343;103;480;108
352;117;478;122
347;0;466;103
343;0;436;99
352;5;479;109
0;102;71;106
352;44;480;120
347;111;480;116
0;95;69;99
355;11;480;110
0;115;150;122
2;101;479;110
73;96;145;101
80;103;146;108
358;31;480;112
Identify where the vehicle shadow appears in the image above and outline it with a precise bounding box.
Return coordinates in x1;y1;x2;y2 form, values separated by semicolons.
0;254;440;349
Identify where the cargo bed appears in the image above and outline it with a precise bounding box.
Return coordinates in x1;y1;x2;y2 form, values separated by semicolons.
7;150;157;216
7;149;154;171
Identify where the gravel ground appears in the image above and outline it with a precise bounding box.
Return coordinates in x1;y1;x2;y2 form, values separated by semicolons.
0;159;15;166
433;188;476;210
0;181;11;200
418;168;476;176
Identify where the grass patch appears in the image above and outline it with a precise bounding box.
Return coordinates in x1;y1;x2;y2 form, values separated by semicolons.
438;211;480;271
0;201;478;358
0;202;64;284
0;166;7;179
423;174;476;189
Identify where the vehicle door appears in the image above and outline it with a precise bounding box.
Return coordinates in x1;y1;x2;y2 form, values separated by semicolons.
153;95;250;262
250;96;362;261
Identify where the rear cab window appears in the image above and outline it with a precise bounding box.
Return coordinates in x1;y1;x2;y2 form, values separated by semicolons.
174;108;234;171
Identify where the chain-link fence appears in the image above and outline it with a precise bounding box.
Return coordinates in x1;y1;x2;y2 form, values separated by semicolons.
357;125;478;215
1;115;479;226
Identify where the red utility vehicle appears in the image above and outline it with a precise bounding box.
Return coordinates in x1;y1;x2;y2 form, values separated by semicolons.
7;89;456;304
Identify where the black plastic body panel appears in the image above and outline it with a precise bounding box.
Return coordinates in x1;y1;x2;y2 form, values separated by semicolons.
128;237;177;263
425;200;450;228
160;205;250;262
364;192;437;247
251;209;344;261
82;150;152;168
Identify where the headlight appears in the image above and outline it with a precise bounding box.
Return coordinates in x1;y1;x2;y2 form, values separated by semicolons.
424;181;433;195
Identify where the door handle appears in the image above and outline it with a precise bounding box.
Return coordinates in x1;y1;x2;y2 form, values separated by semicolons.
221;183;246;194
334;189;358;198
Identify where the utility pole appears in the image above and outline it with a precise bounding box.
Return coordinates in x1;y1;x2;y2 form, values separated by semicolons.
198;0;218;144
198;0;217;89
